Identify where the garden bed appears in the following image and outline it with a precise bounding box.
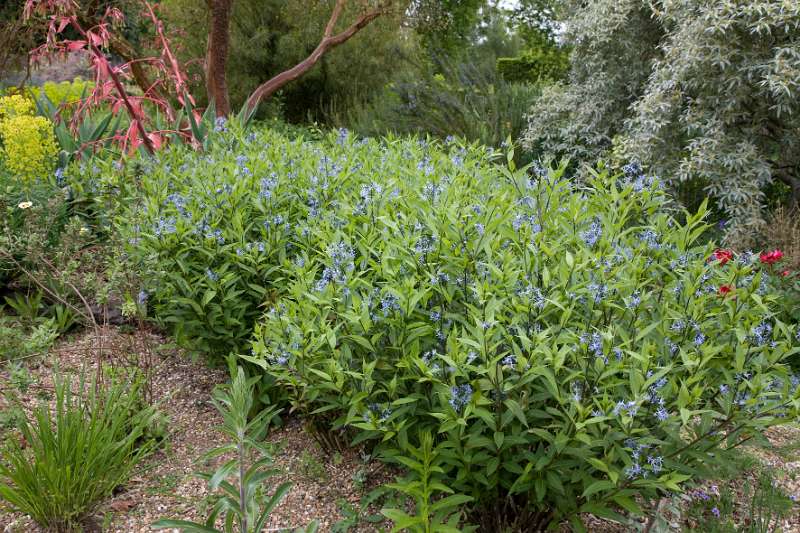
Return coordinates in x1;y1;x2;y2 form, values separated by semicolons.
1;326;798;532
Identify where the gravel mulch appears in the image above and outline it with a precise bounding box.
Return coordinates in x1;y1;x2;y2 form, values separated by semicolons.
0;327;389;533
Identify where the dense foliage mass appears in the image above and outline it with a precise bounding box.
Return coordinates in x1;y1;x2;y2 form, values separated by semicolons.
2;0;800;529
0;94;57;181
96;126;800;528
523;0;800;245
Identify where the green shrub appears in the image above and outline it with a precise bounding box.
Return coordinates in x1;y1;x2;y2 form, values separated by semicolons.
0;314;59;360
0;170;69;285
238;155;800;528
28;79;94;115
0;371;158;531
0;94;59;182
343;56;539;156
1;162;103;321
110;125;488;360
496;46;569;84
105;127;800;527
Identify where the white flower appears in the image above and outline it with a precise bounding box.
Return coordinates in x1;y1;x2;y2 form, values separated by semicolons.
18;201;33;209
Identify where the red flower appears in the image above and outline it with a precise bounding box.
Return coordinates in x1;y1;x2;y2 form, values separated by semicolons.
713;249;734;265
759;249;784;265
719;285;733;295
781;269;791;277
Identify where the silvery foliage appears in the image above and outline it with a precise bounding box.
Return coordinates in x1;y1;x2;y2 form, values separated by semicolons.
523;0;800;245
522;0;663;162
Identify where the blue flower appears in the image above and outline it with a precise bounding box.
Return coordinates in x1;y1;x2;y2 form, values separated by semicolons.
206;268;219;282
627;291;641;309
422;181;444;202
694;332;706;346
588;333;603;356
588;282;609;304
625;462;643;479
167;193;189;216
259;175;278;200
137;290;148;305
670;319;685;332
647;455;663;474
666;339;679;355
414;234;437;257
613;400;638;417
622;162;642;178
314;241;355;291
380;293;400;317
449;384;473;412
639;229;661;250
752;322;772;346
422;350;438;365
205;228;224;244
154;217;177;236
580;218;602;248
54;167;66;186
571;382;583;402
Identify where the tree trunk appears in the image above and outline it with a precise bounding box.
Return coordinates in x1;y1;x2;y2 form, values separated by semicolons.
776;168;800;210
243;0;385;117
206;0;233;117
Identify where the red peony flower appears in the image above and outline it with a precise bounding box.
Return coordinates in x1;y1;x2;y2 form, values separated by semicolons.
713;249;733;265
781;269;791;277
719;285;733;295
759;249;784;265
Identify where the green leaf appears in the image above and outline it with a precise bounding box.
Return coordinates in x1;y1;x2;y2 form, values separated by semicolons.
152;519;221;532
581;479;615;499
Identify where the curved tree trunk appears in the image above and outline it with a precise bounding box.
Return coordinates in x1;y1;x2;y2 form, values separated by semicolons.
243;0;386;117
206;0;233;117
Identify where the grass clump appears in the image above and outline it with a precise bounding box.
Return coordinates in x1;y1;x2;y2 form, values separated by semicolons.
0;371;158;532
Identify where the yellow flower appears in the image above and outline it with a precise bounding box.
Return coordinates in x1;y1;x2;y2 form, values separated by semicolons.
0;94;34;119
18;201;33;209
0;95;58;182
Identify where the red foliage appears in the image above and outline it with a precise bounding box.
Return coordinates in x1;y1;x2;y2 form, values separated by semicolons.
25;0;201;155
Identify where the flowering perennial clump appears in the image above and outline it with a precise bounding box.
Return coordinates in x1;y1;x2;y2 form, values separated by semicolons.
111;125;800;528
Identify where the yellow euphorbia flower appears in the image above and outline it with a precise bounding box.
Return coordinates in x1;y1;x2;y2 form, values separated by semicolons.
0;95;58;182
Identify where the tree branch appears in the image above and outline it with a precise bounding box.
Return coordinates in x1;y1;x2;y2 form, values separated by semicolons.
243;1;386;116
